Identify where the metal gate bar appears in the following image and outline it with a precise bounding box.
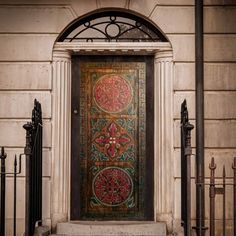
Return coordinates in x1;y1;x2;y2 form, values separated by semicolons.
180;100;194;236
0;147;23;236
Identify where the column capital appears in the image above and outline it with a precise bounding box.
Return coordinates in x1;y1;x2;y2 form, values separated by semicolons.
53;49;71;61
155;50;173;62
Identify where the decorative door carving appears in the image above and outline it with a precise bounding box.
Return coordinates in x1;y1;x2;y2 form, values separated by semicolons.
71;56;154;220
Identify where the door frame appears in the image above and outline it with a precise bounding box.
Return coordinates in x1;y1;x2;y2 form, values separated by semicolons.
51;42;174;228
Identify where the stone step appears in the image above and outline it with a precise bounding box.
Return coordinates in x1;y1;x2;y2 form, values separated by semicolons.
55;222;166;236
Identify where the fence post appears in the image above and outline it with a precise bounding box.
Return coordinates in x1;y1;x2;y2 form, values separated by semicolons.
222;166;226;236
232;157;236;236
185;118;194;236
24;99;43;236
209;158;216;236
23;122;33;236
181;100;194;236
0;147;6;236
13;155;17;236
181;100;187;233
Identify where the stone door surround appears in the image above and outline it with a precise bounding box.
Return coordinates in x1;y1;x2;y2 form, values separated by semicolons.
51;42;174;230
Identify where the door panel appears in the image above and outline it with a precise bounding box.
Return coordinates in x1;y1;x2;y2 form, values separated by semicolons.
71;56;154;220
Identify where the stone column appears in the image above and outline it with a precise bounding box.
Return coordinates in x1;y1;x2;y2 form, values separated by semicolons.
154;51;174;232
51;49;71;230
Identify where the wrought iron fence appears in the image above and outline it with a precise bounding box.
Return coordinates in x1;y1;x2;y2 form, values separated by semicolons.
180;100;236;236
0;148;23;236
0;99;43;236
207;157;236;236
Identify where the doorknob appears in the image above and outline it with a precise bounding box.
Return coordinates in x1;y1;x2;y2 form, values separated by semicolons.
73;109;78;114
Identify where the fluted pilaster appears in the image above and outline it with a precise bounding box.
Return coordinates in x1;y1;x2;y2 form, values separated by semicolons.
51;49;71;229
154;51;174;228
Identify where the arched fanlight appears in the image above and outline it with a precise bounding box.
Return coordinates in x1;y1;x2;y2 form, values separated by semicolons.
57;9;168;42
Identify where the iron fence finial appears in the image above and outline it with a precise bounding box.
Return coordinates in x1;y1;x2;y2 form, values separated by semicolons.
209;157;216;170
0;147;6;160
181;99;188;124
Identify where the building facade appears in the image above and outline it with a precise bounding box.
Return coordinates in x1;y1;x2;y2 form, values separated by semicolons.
0;0;236;235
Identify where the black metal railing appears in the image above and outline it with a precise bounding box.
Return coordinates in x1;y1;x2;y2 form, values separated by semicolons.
24;99;43;236
0;149;23;236
180;100;236;235
0;99;43;236
208;157;236;236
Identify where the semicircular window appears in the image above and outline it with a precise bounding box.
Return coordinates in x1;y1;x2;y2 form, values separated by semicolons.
57;10;168;42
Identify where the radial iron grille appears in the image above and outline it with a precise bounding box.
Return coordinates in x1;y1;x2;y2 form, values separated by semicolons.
57;10;167;42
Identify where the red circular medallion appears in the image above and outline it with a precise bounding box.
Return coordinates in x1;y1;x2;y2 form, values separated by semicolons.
94;74;133;113
93;167;133;206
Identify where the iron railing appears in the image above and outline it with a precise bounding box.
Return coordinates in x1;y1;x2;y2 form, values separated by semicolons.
0;148;22;236
24;99;43;236
207;157;236;236
181;100;236;235
0;99;43;236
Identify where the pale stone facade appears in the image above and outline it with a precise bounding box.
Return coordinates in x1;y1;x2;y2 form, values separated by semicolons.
0;0;235;235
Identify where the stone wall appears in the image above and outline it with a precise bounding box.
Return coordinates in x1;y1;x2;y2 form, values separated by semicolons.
171;1;236;235
0;0;235;235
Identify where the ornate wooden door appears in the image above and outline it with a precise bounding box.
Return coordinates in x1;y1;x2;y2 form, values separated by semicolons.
71;56;154;220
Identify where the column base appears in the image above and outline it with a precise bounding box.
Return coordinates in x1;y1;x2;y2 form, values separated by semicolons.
51;213;68;232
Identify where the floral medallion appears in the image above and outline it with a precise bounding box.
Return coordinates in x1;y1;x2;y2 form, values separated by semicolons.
92;167;133;206
94;122;131;159
93;74;133;113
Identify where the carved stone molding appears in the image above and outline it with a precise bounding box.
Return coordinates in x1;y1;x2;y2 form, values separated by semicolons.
54;42;172;54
